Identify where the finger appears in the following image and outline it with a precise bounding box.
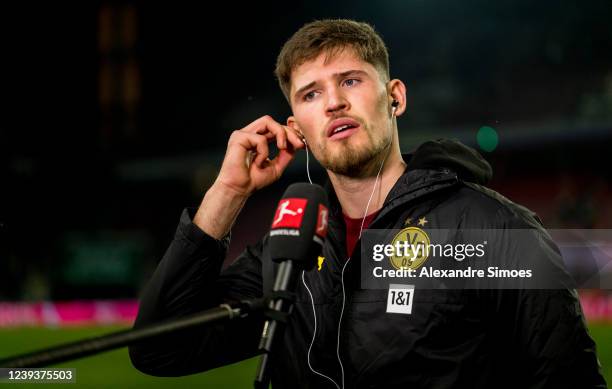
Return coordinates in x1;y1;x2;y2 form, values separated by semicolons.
271;148;296;178
243;115;287;150
257;131;276;141
282;125;306;150
233;132;270;168
259;116;288;150
250;135;270;168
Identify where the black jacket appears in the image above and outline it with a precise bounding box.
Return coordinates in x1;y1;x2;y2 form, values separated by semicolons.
129;139;607;388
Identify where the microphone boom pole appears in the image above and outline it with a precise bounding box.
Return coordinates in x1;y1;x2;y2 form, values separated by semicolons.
0;298;265;368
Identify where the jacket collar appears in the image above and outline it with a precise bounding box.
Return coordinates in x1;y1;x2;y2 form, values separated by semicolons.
323;156;459;225
322;138;491;221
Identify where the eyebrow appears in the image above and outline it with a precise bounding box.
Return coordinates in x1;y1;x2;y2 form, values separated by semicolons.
293;69;368;100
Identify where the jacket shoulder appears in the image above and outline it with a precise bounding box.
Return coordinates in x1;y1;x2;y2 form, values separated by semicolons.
444;182;544;229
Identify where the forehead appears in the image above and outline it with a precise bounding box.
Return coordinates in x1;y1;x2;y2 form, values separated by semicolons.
289;49;381;96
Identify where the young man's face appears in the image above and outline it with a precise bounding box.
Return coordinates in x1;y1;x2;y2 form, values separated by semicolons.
287;48;396;177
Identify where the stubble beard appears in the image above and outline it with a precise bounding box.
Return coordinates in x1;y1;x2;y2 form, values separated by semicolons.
316;123;391;178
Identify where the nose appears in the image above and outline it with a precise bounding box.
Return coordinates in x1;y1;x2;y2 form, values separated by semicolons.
325;87;349;115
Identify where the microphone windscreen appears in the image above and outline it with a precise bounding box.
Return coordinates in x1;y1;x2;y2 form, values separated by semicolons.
269;183;329;270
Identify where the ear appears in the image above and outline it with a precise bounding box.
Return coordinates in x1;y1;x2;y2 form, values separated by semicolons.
286;116;297;129
387;79;407;117
287;116;302;136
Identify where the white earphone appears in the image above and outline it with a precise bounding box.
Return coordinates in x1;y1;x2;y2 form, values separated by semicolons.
391;99;399;116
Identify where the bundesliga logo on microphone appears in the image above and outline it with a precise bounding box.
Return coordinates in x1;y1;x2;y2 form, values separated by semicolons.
315;204;328;238
272;199;307;229
270;198;328;240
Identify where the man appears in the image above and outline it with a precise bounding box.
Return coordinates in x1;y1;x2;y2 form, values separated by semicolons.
129;19;606;388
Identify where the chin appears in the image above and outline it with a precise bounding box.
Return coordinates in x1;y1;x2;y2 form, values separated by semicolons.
322;146;380;177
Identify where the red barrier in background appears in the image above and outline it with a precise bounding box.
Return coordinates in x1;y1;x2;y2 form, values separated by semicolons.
0;292;610;327
0;300;138;327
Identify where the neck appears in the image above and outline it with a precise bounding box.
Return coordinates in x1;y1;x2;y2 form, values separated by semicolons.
328;147;406;219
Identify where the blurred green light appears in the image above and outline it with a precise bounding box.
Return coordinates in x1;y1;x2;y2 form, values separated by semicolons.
477;126;499;152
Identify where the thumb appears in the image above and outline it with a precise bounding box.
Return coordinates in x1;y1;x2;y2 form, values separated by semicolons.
271;148;297;177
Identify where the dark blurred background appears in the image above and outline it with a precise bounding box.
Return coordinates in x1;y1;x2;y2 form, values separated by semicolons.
1;0;612;301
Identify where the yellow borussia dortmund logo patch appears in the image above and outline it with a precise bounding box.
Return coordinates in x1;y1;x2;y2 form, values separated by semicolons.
389;227;430;270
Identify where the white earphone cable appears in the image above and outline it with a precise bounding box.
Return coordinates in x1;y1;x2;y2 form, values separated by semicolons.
336;146;388;389
302;271;341;389
302;108;394;388
303;140;340;387
305;141;313;185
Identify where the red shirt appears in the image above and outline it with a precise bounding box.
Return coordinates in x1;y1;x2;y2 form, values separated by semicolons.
343;211;379;258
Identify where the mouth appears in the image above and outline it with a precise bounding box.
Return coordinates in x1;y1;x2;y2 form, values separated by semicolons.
326;118;361;141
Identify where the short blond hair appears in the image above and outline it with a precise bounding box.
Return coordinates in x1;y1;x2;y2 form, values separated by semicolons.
275;19;390;102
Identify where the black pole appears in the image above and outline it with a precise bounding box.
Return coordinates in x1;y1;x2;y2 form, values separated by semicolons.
0;298;266;368
254;260;300;388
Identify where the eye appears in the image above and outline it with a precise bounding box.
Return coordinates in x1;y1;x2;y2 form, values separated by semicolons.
342;78;361;88
303;90;319;102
